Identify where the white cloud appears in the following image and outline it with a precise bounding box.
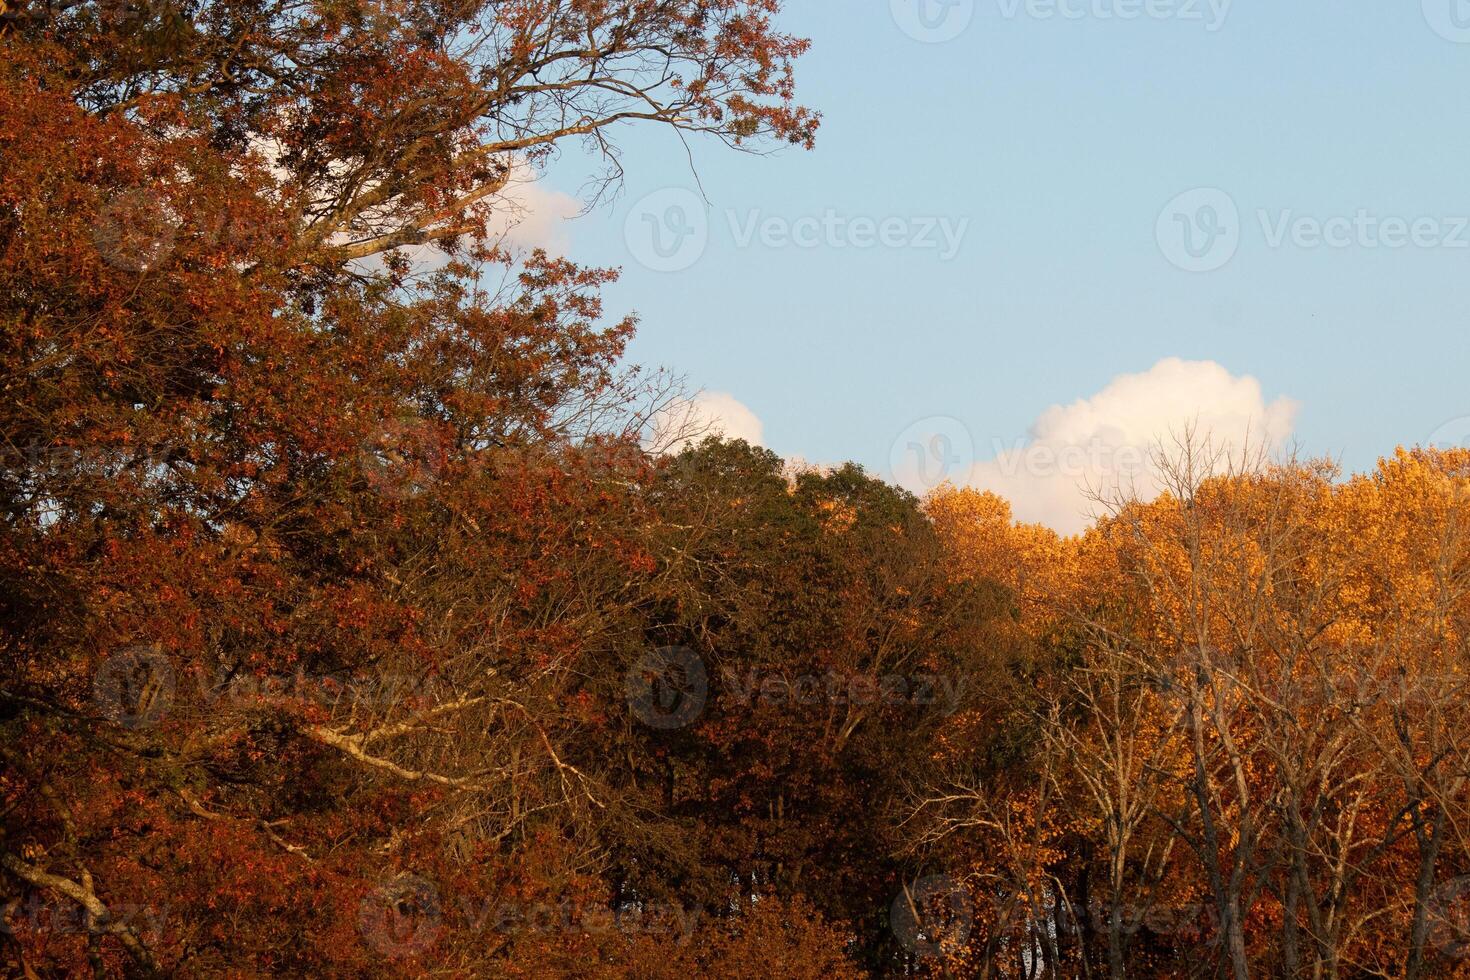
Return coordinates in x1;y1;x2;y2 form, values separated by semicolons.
349;163;579;275
648;391;765;453
247;136;579;269
962;358;1299;534
489;165;580;253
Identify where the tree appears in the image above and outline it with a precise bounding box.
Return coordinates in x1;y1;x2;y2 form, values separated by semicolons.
1;0;817;973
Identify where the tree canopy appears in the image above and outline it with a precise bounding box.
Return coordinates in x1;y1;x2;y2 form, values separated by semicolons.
6;3;1470;977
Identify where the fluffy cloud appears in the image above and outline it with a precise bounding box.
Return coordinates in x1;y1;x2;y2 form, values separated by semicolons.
648;391;765;453
248;136;579;267
488;166;580;253
348;163;579;275
963;358;1299;534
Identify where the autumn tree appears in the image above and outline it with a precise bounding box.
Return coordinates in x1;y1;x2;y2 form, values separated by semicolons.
1;0;818;974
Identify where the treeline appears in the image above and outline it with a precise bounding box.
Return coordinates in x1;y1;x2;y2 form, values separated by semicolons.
5;0;1470;976
915;449;1470;978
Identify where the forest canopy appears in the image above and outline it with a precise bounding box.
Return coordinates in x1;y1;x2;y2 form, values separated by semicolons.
4;2;1470;977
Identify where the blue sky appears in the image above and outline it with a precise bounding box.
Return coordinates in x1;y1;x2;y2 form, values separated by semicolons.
531;0;1470;526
